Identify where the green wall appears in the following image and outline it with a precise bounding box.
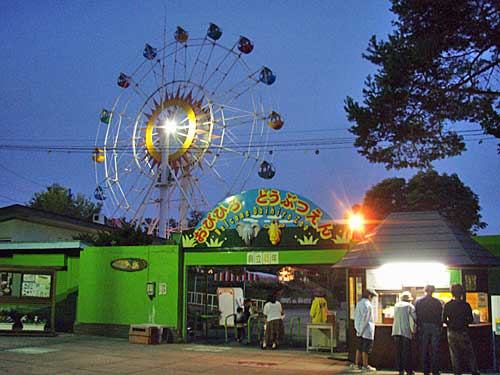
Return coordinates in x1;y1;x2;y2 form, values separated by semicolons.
77;245;180;328
183;248;346;266
475;235;500;257
476;235;500;294
0;253;66;268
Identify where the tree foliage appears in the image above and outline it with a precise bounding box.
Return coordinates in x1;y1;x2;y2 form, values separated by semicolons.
187;210;204;228
345;0;500;169
28;183;101;221
75;220;154;246
361;169;486;233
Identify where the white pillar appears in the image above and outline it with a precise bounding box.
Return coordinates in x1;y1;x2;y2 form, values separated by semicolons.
158;130;170;239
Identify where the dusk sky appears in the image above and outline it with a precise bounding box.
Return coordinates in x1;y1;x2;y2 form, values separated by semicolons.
1;1;499;234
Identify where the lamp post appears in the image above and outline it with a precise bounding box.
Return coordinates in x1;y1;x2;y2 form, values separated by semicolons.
344;212;364;349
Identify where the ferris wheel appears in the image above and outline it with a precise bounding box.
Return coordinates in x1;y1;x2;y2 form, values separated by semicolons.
93;23;284;238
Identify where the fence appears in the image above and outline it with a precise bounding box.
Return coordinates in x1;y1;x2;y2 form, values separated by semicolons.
187;291;266;311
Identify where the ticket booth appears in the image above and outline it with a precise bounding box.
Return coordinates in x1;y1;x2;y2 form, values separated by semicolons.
335;211;500;372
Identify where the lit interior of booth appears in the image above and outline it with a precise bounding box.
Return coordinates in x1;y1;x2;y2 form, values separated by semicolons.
349;262;489;324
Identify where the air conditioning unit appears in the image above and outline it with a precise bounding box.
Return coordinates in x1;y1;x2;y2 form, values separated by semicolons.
92;213;106;225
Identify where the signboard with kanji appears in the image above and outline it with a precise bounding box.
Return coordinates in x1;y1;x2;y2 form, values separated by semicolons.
183;188;349;250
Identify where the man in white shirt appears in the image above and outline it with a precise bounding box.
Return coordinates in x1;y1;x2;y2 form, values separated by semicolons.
353;288;378;372
392;291;417;375
262;294;283;349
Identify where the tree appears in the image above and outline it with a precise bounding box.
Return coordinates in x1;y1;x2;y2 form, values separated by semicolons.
187;210;204;228
362;177;407;220
75;220;154;246
345;0;500;169
361;170;486;233
28;183;101;221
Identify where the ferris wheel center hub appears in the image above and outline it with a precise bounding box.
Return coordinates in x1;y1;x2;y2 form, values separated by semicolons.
144;93;210;166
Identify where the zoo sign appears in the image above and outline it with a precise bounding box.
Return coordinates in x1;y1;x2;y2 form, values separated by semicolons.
188;189;347;248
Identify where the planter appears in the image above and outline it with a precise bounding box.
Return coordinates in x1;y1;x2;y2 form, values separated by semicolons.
22;323;46;331
0;322;13;330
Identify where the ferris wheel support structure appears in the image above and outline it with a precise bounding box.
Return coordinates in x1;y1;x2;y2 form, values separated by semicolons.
158;132;170;239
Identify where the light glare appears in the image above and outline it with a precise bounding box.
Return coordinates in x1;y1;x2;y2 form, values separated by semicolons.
348;214;364;231
163;119;177;134
367;262;449;289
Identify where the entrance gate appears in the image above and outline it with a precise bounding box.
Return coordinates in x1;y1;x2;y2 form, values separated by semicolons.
181;188;350;348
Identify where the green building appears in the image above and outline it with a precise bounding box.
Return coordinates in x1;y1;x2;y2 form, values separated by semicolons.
2;196;500;350
0;205;108;334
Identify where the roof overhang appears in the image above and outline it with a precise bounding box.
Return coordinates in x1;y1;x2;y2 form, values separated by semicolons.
0;240;88;251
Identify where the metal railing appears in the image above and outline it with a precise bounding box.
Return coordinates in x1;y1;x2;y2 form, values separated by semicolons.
224;313;238;343
289;316;302;343
187;291;266;312
247;314;263;344
187;291;218;309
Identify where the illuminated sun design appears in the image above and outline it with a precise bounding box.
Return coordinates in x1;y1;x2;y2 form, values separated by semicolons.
138;89;216;175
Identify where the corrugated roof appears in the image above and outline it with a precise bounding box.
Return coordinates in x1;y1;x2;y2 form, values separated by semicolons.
334;211;500;268
0;204;109;232
0;240;87;251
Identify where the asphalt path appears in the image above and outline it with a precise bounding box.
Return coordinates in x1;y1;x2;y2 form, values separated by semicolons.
0;334;494;374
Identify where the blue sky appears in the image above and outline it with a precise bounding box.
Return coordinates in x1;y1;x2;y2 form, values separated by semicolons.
1;0;499;234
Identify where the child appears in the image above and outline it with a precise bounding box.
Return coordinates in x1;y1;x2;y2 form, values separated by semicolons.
235;307;245;342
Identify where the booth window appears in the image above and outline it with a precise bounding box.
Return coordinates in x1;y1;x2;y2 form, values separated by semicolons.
1;272;52;299
0;272;15;297
0;270;55;334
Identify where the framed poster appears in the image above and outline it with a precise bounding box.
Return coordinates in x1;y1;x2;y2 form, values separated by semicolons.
21;274;51;298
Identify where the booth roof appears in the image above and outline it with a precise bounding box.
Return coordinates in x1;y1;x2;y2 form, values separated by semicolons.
334;211;500;268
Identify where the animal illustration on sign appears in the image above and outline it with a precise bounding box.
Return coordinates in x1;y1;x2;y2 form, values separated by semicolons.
236;223;261;245
265;220;285;245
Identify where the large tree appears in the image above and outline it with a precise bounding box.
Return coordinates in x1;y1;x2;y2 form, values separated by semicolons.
28;183;102;221
345;0;500;169
361;170;486;233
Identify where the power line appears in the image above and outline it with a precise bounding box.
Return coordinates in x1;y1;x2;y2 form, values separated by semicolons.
0;134;495;154
0;161;47;188
0;126;490;143
0;194;23;204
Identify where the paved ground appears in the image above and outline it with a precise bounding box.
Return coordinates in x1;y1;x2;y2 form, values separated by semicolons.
0;334;495;374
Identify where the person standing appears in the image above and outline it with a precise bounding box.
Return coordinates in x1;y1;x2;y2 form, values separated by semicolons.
443;283;479;375
392;291;417;375
310;289;329;347
310;290;328;323
235;306;245;343
243;299;252;324
415;285;443;375
353;288;378;372
262;294;283;349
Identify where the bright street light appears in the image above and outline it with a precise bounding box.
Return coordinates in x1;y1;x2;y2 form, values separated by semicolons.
348;213;364;232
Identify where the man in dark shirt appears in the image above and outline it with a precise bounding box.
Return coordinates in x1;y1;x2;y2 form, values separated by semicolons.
442;283;479;375
415;285;442;375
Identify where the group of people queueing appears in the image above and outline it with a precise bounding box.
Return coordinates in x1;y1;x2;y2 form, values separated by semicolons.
352;284;480;375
